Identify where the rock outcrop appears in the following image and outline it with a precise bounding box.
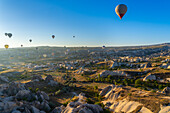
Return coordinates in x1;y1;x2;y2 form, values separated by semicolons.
32;75;44;82
61;93;103;113
100;85;170;113
45;75;58;86
0;76;9;83
0;81;51;113
162;87;170;94
99;70;130;78
0;76;103;113
143;73;156;81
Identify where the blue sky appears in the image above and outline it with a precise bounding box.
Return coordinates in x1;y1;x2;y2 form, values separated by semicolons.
0;0;170;48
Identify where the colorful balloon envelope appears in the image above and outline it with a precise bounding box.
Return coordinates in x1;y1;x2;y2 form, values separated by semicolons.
115;4;127;19
5;44;9;49
43;54;47;58
52;52;55;56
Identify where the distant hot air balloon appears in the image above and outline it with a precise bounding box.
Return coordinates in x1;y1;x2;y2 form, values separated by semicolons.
8;33;12;38
43;54;46;57
4;44;9;49
5;33;8;36
21;45;23;47
29;39;32;42
73;36;75;38
115;4;127;19
51;52;55;56
102;46;106;49
52;35;55;39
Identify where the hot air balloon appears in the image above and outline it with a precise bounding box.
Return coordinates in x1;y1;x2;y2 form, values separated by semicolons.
8;33;12;38
102;46;106;49
73;36;75;38
51;52;55;56
43;54;46;57
52;35;55;39
21;45;23;47
29;39;32;42
4;44;9;49
5;33;8;36
115;4;127;19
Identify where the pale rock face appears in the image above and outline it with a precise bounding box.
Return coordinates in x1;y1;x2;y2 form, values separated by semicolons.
159;106;170;113
0;76;9;83
50;107;62;113
99;85;112;97
45;75;54;82
143;74;156;81
3;82;26;96
140;107;153;113
12;110;22;113
101;85;123;105
99;70;130;78
31;106;40;113
110;62;119;68
0;101;17;112
40;91;49;100
48;80;58;87
63;103;102;113
16;90;31;100
32;75;44;82
162;87;170;94
100;85;155;113
40;101;51;112
60;93;103;113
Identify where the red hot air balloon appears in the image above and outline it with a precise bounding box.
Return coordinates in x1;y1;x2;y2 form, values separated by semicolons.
115;4;127;19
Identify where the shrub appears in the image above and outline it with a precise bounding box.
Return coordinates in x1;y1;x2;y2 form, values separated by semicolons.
86;98;94;104
159;84;163;90
94;86;98;90
128;93;132;96
135;79;142;87
103;109;112;113
72;78;76;81
151;90;156;93
63;101;69;107
95;102;104;109
55;90;61;95
35;88;39;93
95;93;99;97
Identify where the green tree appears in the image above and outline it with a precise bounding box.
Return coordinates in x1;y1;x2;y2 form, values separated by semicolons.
94;86;98;90
135;79;142;87
158;84;163;90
